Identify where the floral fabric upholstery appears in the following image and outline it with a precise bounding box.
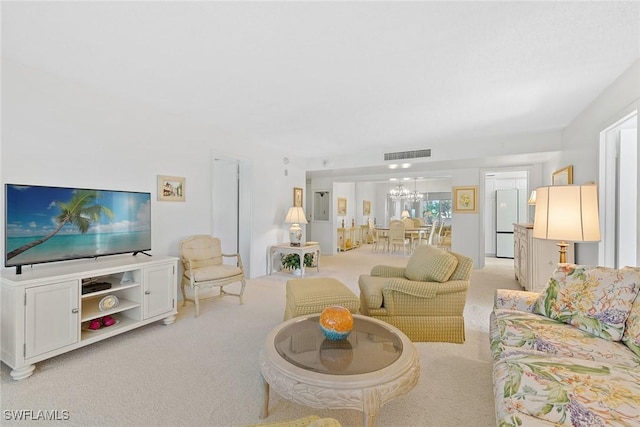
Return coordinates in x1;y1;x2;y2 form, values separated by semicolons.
533;264;640;341
623;274;640;357
490;309;640;368
494;353;640;427
494;289;538;312
491;270;640;427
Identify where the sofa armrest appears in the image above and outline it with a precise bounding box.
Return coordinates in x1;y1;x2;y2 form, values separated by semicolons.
371;265;406;278
494;289;538;312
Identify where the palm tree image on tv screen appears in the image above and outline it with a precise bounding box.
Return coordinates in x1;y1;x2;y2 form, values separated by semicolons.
5;185;152;273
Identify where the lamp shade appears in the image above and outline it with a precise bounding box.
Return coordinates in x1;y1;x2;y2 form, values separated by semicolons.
284;206;307;247
527;190;537;206
401;210;410;219
533;185;600;242
284;207;308;225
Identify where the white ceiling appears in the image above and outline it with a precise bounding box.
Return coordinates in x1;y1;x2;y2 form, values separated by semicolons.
2;1;639;178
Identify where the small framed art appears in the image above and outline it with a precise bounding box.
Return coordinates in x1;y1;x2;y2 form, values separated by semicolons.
363;200;371;216
337;197;347;215
293;187;303;207
453;186;478;213
552;165;573;185
158;175;185;202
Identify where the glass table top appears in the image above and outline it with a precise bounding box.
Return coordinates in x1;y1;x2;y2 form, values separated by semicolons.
274;315;403;375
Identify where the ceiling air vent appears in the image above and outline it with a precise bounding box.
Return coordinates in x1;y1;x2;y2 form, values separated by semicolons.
384;149;431;161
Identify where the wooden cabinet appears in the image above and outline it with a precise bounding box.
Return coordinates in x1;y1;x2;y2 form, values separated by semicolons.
513;224;574;292
1;255;178;380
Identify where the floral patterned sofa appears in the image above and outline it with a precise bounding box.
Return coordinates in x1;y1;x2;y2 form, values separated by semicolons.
490;264;640;426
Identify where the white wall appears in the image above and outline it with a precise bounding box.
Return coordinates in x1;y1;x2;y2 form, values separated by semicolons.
1;59;305;278
4;58;638;277
355;181;376;226
555;60;640;265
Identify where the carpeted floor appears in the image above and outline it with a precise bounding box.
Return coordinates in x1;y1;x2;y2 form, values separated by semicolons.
0;248;520;427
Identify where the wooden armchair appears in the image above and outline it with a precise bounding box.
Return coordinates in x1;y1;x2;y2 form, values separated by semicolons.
180;235;246;317
358;245;472;342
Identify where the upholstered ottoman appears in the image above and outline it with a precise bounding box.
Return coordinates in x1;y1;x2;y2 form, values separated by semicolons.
284;278;360;321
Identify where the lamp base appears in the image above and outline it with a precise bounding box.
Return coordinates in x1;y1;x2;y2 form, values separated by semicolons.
289;223;302;247
289;242;301;247
556;241;568;264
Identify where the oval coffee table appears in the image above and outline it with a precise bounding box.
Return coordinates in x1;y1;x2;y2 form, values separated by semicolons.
258;314;420;426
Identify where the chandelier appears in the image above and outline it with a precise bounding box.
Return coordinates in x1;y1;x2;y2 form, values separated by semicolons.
389;182;411;201
407;178;423;202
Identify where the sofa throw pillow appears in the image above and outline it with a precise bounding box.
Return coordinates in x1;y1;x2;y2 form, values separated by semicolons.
534;264;640;341
404;244;458;283
622;268;640;357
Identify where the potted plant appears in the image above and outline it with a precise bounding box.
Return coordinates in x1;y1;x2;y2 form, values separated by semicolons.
281;253;315;276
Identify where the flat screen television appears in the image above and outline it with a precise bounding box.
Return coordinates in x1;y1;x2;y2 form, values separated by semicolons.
5;184;151;274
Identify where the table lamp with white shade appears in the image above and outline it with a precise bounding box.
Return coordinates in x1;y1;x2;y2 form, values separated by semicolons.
533;185;600;263
285;206;308;247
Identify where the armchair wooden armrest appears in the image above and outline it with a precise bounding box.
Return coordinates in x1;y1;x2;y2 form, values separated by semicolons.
222;252;243;268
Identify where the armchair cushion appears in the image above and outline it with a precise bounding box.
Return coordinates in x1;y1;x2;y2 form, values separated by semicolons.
404;244;458;283
534;264;640;342
185;264;242;282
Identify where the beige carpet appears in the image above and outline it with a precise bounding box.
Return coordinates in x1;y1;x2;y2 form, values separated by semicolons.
0;248;520;427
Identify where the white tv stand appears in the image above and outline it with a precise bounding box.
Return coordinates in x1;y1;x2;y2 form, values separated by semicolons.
1;254;178;380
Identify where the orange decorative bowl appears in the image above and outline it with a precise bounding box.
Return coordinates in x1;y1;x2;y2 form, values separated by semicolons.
319;306;354;341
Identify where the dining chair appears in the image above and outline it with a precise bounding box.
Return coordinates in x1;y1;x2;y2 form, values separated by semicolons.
427;221;438;245
369;218;388;252
388;220;410;254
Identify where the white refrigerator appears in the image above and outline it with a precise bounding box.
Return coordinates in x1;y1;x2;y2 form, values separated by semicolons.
496;189;527;258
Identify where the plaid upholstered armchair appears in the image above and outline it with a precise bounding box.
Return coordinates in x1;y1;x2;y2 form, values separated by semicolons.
358;245;473;343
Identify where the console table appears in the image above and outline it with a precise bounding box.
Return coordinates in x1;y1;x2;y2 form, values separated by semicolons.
337;227;362;251
267;243;321;277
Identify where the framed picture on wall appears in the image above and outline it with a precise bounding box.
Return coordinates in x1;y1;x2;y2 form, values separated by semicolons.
363;200;371;216
157;175;185;202
337;197;347;215
552;165;573;185
293;187;303;207
452;186;478;213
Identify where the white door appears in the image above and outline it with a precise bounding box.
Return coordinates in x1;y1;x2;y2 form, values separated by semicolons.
213;158;239;254
600;111;638;267
212;156;251;277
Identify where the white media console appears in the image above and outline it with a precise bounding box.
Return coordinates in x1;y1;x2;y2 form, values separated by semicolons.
1;254;178;380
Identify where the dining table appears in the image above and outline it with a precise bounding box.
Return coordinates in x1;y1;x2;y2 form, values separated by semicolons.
375;225;431;252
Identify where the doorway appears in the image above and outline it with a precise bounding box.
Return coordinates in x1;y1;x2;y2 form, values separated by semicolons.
599;110;638;267
212;156;252;277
